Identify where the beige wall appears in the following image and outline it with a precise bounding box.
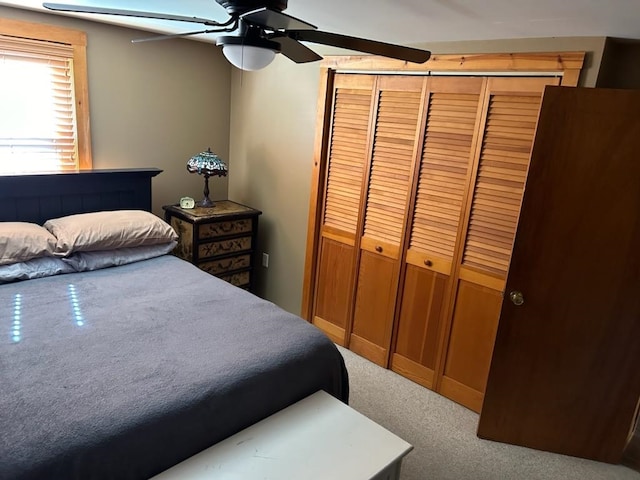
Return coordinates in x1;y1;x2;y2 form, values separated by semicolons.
229;37;608;315
0;6;232;215
229;60;321;313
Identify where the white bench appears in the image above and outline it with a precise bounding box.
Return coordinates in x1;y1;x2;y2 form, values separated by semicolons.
152;390;413;480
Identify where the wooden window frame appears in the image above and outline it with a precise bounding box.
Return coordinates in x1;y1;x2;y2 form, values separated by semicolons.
301;51;585;320
0;17;92;171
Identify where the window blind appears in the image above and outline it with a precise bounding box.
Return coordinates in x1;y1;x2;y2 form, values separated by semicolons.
0;34;78;173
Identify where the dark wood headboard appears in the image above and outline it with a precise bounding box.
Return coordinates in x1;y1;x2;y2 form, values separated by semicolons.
0;168;162;224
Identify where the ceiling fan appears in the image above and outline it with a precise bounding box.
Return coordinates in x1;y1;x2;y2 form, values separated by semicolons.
43;1;431;71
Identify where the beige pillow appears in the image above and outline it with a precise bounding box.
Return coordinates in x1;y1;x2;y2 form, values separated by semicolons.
44;210;178;255
0;222;58;266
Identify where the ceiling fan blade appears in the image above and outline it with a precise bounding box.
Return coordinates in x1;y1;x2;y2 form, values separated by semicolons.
132;28;235;44
288;30;431;64
241;7;316;31
42;3;228;27
269;35;323;63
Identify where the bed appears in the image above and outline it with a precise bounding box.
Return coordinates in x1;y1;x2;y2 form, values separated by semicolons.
0;169;349;480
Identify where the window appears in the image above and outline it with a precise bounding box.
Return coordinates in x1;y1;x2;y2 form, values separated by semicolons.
0;18;91;173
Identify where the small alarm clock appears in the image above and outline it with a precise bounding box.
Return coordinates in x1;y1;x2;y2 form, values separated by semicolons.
179;196;195;209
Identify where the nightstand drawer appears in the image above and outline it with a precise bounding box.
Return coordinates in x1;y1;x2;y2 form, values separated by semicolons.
200;254;251;275
219;270;250;288
198;218;252;240
198;236;251;259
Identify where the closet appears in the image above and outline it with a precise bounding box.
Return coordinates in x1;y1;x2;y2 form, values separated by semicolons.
302;53;584;412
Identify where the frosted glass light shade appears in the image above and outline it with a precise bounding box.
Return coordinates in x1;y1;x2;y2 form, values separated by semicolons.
222;45;277;71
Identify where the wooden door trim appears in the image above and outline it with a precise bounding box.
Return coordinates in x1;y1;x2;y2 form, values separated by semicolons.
302;67;335;320
321;52;584;80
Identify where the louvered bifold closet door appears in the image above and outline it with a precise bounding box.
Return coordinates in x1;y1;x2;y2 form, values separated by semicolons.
311;74;375;345
439;76;561;412
391;77;485;388
350;76;426;367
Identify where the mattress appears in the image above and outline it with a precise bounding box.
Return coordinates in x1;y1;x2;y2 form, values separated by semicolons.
0;255;348;479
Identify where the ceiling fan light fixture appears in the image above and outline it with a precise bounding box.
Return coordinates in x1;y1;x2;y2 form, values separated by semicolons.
217;35;280;71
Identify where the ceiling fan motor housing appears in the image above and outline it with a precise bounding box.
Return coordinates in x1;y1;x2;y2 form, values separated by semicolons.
215;0;288;15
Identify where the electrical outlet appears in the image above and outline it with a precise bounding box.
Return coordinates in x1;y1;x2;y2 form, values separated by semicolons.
262;252;269;268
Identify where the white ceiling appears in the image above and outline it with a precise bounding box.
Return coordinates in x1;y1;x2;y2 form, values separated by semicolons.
1;0;640;46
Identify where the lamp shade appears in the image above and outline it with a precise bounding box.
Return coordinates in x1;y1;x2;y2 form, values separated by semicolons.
186;148;228;177
186;148;227;208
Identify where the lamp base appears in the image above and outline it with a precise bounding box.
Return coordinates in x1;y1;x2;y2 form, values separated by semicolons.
198;174;215;208
197;196;215;208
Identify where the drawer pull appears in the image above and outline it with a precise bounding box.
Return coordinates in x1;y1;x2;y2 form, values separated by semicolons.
424;259;433;267
375;245;383;253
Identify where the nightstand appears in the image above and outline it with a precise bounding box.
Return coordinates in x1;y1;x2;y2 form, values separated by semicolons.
163;201;262;291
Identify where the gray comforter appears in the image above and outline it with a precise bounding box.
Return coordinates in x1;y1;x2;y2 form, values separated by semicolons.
0;255;348;479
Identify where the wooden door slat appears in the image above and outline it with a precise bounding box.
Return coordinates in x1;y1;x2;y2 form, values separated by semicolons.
462;90;543;275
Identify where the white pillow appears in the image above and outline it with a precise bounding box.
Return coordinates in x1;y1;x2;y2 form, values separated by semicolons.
44;210;178;256
0;222;57;266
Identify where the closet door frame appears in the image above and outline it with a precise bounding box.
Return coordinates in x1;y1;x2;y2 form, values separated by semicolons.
303;52;584;323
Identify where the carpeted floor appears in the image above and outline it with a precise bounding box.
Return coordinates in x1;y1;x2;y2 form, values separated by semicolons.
338;346;640;480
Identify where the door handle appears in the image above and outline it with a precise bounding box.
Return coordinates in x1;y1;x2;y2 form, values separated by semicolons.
375;245;383;253
509;291;525;306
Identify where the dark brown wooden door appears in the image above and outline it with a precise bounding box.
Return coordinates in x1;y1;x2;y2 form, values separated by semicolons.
478;86;640;463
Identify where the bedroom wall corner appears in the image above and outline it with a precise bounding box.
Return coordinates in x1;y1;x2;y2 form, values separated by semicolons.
597;37;640;89
0;6;232;216
228;57;321;315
